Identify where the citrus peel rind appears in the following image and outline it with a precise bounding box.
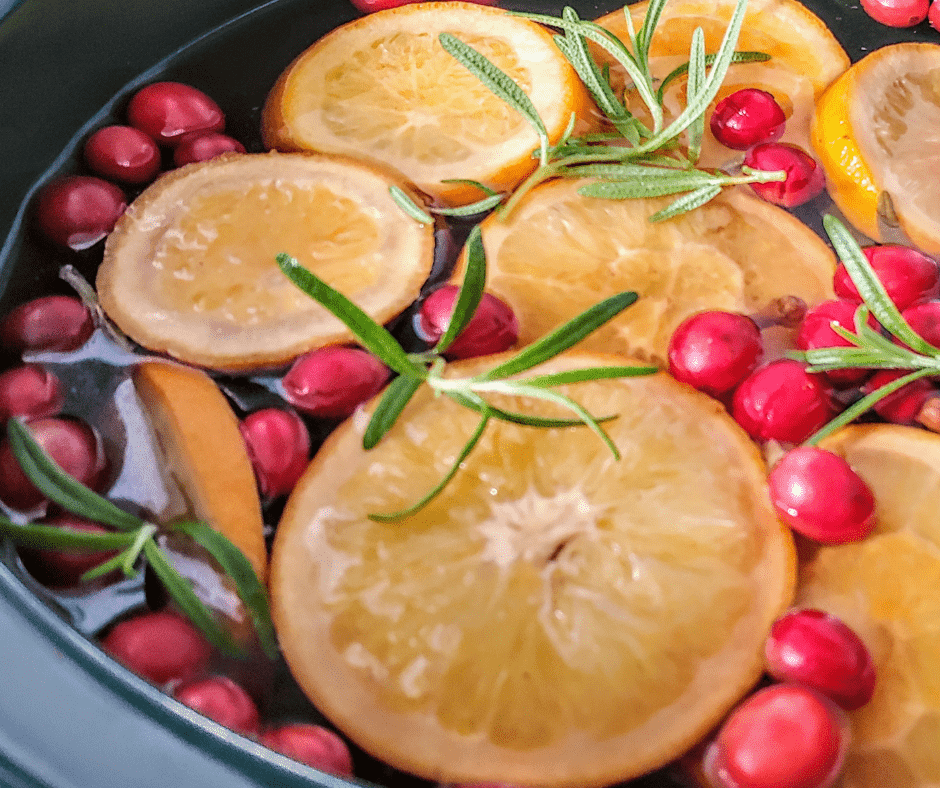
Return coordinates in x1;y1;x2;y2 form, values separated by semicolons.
261;2;593;206
271;352;796;787
97;152;434;372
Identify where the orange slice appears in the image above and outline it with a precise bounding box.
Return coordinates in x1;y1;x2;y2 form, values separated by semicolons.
270;351;795;787
796;424;940;788
97;152;434;372
811;43;940;255
593;0;849;168
133;361;267;581
261;2;592;206
456;181;835;365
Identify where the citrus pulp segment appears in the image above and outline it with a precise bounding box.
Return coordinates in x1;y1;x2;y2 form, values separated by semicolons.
270;352;795;787
797;424;940;788
260;2;592;206
133;361;267;581
812;43;940;255
97;152;434;371
458;182;835;365
592;0;849;169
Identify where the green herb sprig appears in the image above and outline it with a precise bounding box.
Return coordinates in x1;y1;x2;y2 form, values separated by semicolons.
0;417;277;659
277;227;656;521
792;214;940;445
417;0;784;221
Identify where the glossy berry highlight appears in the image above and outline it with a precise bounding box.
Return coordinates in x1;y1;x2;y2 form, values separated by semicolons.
261;723;355;776
282;345;389;419
0;365;64;423
127;82;225;146
744;143;826;207
417;285;519;360
710;88;786;150
33;176;127;250
239;408;311;498
834;245;940;311
83;125;162;183
174;676;260;735
0;295;94;355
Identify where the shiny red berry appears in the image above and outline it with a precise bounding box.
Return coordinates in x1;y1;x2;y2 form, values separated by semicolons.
174;676;260;735
744;143;826;208
83;125;161;183
261;724;354;776
0;365;64;423
710;88;786;150
834;245;940;311
127;82;225;146
861;0;929;26
862;369;937;425
33;176;126;250
795;299;877;387
417;285;519;360
17;517;119;589
282;346;389;419
898;300;940;350
0;295;94;355
239;408;310;498
173;132;246;167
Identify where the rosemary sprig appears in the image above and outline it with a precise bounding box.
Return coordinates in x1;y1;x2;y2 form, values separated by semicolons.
277;229;655;521
0;418;277;659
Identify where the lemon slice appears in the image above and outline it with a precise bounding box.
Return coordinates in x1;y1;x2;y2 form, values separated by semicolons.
97;152;434;371
797;424;940;788
593;0;849;169
811;42;940;255
271;351;795;787
458;181;835;365
133;361;267;581
261;2;592;206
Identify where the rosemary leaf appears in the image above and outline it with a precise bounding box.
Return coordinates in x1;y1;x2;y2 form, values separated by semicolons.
435;226;488;355
431;193;505;217
685;27;707;164
515;364;659;387
650;184;723;221
657;51;770;103
276;253;425;377
6;418;145;532
389;186;434;225
363;374;423;450
0;518;135;551
439;179;499;196
445;388;617;429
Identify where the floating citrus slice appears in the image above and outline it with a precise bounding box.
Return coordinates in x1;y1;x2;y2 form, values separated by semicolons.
134;361;267;581
261;2;592;206
796;424;940;788
270;351;795;787
97;152;434;371
458;182;835;365
592;0;849;168
811;43;940;256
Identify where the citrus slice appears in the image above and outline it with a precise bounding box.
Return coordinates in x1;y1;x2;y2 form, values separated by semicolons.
97;152;434;371
592;0;849;169
457;181;835;365
133;361;267;581
261;2;592;206
270;351;795;787
796;424;940;788
811;43;940;255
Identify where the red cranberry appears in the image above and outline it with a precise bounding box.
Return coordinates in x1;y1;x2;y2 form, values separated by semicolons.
795;300;877;387
862;369;937;425
83;125;161;183
861;0;929;25
0;417;108;511
744;143;826;208
261;724;354;776
417;285;519;360
710;88;786;150
767;446;876;544
33;176;126;250
101;610;213;684
127;82;225;146
239;408;310;498
0;365;64;423
282;346;389;420
0;295;94;355
174;676;260;735
834;245;940;311
173;132;246;167
930;0;940;31
731;360;835;444
766;609;876;710
667;310;763;397
704;683;849;788
898;300;940;349
18;517;119;589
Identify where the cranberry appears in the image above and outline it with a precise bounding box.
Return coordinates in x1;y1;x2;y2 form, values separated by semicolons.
767;446;876;544
710;88;786;150
0;295;94;355
834;245;940;311
0;417;108;511
766;609;876;710
239;408;310;498
930;0;940;31
862;369;937;425
127;82;225;146
795;300;877;387
83;125;161;183
417;285;519;360
282;346;389;420
17;517;119;589
898;300;940;350
731;360;834;444
174;676;260;735
0;365;64;424
33;176;126;250
173;132;246;167
261;724;354;776
101;610;213;685
861;0;929;25
744;143;826;208
704;684;849;788
667;310;763;397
